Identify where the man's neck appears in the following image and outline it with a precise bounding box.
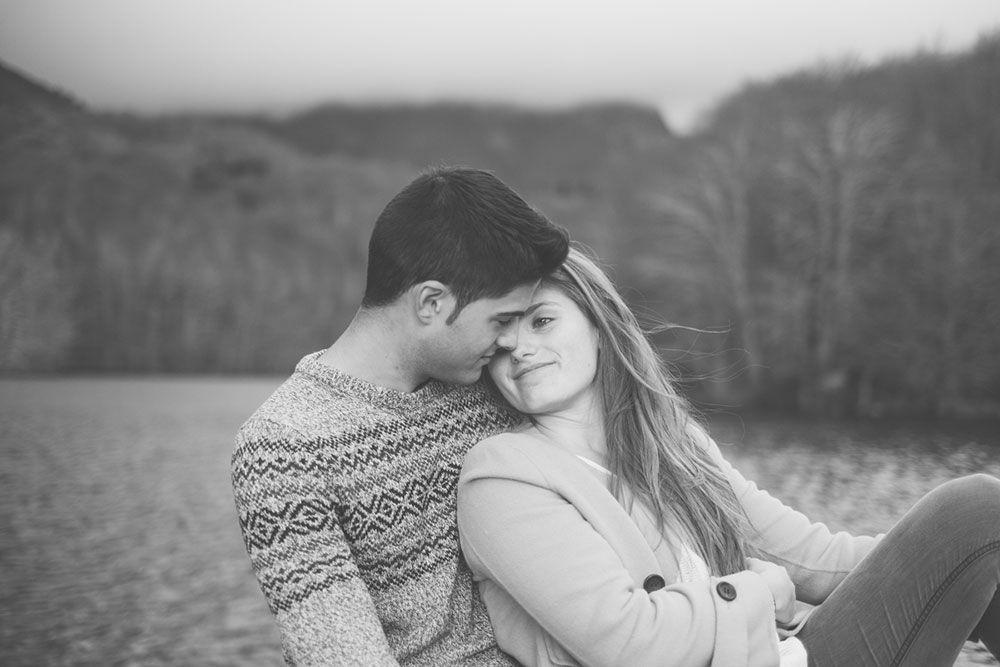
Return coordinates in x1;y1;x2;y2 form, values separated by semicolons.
318;309;428;393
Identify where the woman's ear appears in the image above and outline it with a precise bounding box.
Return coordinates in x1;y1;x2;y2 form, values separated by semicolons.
413;281;452;324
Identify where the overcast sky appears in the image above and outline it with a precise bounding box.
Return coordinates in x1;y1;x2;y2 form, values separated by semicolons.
1;0;997;131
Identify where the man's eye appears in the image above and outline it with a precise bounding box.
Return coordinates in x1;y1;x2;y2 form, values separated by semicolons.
496;318;513;327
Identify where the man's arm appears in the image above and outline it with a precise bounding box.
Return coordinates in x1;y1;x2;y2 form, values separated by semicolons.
232;418;400;666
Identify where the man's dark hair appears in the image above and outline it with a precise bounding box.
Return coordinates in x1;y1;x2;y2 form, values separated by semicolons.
362;166;569;318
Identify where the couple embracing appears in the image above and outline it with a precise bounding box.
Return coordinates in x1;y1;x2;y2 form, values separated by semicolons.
232;166;1000;667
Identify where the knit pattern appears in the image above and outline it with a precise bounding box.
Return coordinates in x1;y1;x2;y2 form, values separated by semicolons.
232;351;521;666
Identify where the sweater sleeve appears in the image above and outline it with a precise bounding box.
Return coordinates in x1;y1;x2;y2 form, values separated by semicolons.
458;436;781;667
232;418;400;667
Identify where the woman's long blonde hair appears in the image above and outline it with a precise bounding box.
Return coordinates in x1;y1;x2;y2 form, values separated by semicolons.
545;245;753;575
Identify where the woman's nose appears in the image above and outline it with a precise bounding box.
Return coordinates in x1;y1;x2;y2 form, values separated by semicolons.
507;337;537;362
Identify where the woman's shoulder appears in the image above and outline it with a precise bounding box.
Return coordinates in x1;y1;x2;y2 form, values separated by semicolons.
475;426;547;450
462;429;583;483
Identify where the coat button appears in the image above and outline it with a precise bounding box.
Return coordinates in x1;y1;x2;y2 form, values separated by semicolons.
643;574;666;592
716;581;737;601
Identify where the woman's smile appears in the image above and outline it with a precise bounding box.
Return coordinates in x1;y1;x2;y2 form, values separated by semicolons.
512;361;555;381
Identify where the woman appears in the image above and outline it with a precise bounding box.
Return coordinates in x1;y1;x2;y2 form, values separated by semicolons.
457;246;1000;667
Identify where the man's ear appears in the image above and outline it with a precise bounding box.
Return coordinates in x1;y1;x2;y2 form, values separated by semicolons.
412;281;453;324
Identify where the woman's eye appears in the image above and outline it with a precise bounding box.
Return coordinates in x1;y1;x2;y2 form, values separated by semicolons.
532;317;553;329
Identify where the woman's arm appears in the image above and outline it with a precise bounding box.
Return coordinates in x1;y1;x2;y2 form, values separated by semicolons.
459;435;782;667
691;424;883;605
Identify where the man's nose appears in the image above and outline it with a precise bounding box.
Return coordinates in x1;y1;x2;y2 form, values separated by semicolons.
495;325;520;352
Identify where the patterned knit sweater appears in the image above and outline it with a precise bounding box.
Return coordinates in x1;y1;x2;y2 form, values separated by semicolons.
232;351;521;666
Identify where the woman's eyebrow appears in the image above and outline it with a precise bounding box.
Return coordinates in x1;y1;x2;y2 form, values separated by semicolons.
523;301;557;316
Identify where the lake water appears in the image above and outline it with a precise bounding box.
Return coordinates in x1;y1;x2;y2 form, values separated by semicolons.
1;378;997;666
0;377;286;667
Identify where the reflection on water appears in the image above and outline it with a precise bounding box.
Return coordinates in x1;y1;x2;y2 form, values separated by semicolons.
0;377;285;667
0;379;997;666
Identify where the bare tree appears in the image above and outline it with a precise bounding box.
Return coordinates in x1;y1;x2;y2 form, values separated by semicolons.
774;105;900;413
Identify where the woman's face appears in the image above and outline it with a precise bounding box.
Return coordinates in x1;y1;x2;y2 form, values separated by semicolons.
488;284;600;416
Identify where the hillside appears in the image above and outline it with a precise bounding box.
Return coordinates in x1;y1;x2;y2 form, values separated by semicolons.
252;102;672;186
0;59;81;111
2;33;999;416
0;60;679;374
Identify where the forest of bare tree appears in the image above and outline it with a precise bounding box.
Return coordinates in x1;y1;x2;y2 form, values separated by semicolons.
1;33;998;417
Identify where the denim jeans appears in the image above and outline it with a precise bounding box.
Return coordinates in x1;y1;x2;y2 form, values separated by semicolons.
798;474;1000;666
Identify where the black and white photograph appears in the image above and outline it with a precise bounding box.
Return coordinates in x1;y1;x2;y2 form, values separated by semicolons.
2;1;999;665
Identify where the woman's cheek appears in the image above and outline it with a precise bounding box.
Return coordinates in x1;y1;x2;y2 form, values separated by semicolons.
488;362;517;407
498;382;524;412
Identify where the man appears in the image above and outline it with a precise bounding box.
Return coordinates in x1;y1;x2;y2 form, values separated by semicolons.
232;166;569;666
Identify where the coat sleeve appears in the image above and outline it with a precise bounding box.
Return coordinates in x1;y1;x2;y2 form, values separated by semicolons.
232;418;401;667
458;436;782;667
691;424;883;605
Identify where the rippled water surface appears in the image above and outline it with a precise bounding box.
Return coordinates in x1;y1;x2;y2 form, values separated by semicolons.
1;377;285;667
1;378;997;666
